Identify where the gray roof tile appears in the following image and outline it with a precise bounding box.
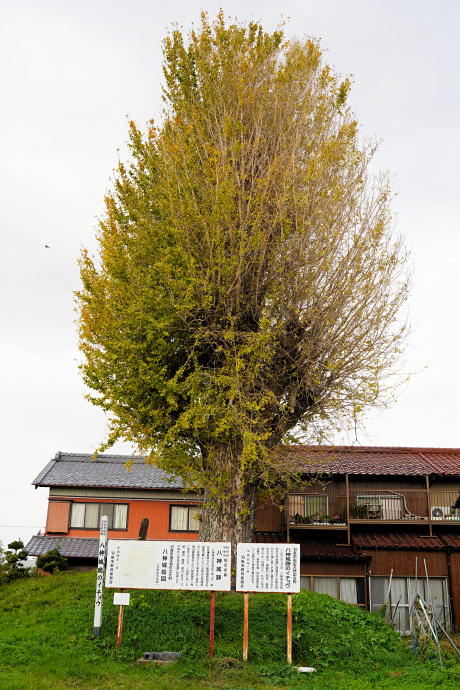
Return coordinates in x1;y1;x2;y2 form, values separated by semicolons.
26;535;100;559
32;452;184;489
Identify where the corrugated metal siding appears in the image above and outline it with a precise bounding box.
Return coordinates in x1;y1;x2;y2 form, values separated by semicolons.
300;561;365;576
46;501;70;533
348;479;426;491
366;550;448;577
431;481;460;492
291;481;346;496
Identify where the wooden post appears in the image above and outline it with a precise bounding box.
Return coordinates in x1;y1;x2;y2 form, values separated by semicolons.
209;591;216;659
426;475;433;537
346;474;350;545
243;592;249;661
287;593;292;664
116;589;124;648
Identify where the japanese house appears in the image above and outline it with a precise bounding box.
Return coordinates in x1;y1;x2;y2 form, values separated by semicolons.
26;446;460;631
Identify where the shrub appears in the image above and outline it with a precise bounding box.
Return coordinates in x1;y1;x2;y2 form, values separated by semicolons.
1;540;31;583
37;548;68;574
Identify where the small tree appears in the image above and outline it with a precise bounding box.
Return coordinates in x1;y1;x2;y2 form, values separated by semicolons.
77;12;410;558
37;548;68;574
1;540;30;582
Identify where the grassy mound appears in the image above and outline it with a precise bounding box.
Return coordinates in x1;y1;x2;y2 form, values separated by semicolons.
0;570;459;689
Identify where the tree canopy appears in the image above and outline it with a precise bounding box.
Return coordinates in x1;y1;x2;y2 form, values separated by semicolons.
77;12;410;546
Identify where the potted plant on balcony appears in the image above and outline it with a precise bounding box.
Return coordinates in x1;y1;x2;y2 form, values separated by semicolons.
348;503;367;519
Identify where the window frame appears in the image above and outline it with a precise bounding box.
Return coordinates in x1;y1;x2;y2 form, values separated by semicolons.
169;504;202;533
69;502;129;531
300;575;367;608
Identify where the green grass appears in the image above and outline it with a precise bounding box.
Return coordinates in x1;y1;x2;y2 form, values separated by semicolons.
0;571;459;689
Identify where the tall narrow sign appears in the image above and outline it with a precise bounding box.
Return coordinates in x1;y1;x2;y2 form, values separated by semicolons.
236;544;300;593
236;543;300;664
93;515;108;637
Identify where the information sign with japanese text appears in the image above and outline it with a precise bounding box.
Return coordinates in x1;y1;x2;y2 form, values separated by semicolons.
105;540;231;591
236;543;300;592
93;515;108;636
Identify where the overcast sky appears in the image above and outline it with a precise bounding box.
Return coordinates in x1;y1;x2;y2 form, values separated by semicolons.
1;0;459;551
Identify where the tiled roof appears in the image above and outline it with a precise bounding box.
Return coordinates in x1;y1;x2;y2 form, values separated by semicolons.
438;534;460;549
280;446;460;476
25;535;100;559
352;532;445;550
253;533;363;559
32;446;460;492
32;452;184;489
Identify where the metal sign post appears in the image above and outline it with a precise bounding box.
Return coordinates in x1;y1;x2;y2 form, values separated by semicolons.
93;515;108;637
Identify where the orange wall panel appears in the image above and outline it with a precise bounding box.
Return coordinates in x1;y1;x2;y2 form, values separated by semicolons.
59;498;200;542
46;501;70;533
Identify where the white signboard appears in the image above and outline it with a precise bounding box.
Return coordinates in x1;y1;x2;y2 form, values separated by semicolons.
236;543;300;593
113;592;130;606
93;515;108;636
105;540;231;591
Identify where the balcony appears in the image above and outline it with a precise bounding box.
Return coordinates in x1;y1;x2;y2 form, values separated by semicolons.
287;492;347;530
286;488;460;528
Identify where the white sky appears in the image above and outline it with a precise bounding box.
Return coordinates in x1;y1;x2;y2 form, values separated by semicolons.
1;0;459;551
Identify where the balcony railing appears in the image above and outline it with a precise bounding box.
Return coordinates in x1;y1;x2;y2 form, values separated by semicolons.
286;489;460;527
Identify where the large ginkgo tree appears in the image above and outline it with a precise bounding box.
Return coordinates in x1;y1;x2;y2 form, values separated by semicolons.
77;12;410;553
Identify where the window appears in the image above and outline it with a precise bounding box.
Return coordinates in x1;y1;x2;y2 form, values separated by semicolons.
357;495;403;520
169;505;202;532
300;575;366;607
69;503;128;530
290;495;329;519
370;576;451;633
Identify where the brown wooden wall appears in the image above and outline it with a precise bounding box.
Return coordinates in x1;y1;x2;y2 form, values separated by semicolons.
300;560;365;576
348;479;426;491
255;498;283;532
449;553;460;629
365;550;448;577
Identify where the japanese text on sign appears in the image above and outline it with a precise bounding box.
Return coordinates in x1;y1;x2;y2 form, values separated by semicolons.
93;515;108;636
236;544;300;592
105;540;231;591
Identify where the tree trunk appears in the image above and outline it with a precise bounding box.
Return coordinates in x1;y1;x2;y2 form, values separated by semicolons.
198;443;258;588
